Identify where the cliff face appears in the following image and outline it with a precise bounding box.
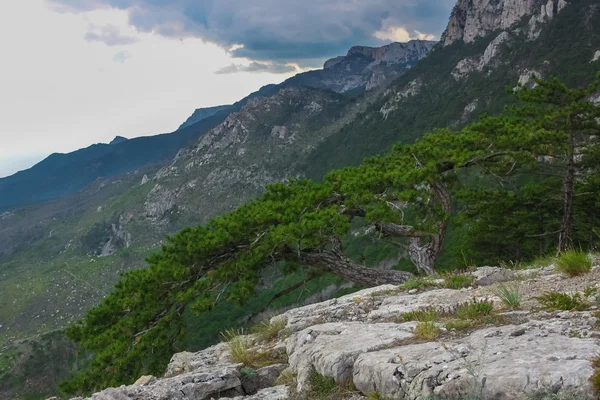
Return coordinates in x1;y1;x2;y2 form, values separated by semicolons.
441;0;542;45
282;40;436;94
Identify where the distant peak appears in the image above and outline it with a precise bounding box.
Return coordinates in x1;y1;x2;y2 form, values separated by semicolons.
110;136;129;145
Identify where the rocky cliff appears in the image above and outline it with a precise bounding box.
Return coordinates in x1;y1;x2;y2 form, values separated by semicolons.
68;261;600;400
441;0;568;45
178;105;233;130
283;40;436;93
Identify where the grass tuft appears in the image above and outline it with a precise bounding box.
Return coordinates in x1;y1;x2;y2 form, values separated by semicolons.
536;291;590;311
250;317;287;343
555;250;592;277
414;321;441;340
290;368;359;400
492;282;522;309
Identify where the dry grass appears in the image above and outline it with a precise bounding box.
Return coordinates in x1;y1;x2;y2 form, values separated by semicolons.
556;250;592;277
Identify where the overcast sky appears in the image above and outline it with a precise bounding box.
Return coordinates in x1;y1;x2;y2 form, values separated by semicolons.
0;0;453;178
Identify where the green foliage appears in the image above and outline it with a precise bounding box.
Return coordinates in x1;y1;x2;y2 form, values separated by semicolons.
590;356;600;395
401;308;439;322
555;250;592;276
60;72;600;394
414;321;441;340
492;282;522;309
441;274;474;289
536;291;590;311
250;317;287;343
455;302;494;320
291;368;358;400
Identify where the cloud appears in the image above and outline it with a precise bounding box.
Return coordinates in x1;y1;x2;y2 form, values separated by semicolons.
216;61;297;75
48;0;454;65
112;50;131;63
84;24;138;46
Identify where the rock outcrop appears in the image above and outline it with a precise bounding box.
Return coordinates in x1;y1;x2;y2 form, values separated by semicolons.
441;0;569;45
73;264;600;400
287;40;436;93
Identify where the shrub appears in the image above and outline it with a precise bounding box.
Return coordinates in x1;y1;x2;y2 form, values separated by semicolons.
555;250;592;277
400;277;433;290
536;291;590;311
441;274;475;289
456;301;494;320
590;356;600;394
414;321;441;340
221;329;284;368
250;317;287;343
492;282;522;309
401;308;438;322
290;368;359;400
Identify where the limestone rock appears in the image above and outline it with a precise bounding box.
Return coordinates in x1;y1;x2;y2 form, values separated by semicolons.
241;364;287;395
164;342;233;378
133;375;156;386
592;50;600;63
480;31;511;68
82;367;243;400
140;174;149;185
144;184;176;221
451;58;480;80
517;69;543;88
441;0;537;45
221;385;289;400
471;266;516;286
353;320;596;399
286;322;415;392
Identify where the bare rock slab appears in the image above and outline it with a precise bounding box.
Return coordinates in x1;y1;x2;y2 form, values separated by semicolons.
286;322;414;392
353;321;597;399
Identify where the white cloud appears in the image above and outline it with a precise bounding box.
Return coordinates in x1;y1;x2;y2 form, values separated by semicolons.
0;0;297;166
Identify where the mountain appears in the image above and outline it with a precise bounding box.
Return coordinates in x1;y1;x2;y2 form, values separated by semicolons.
0;113;228;211
1;0;599;397
177;105;233;130
0;41;434;214
279;40;436;93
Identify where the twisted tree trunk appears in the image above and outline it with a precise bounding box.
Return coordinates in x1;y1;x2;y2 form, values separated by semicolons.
300;237;413;286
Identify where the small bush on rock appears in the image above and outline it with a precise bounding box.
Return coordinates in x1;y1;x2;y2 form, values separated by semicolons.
493;282;522;309
556;250;592;277
251;317;287;343
415;321;441;340
441;274;474;289
536;291;590;311
290;368;359;400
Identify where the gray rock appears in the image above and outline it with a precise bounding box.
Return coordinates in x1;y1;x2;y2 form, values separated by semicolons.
353;320;596;399
84;366;243;400
471;266;515;286
241;364;287;395
286;322;414;392
165;342;233;378
221;385;289;400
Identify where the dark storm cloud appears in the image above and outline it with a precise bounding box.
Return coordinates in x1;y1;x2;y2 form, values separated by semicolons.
50;0;454;64
85;24;139;46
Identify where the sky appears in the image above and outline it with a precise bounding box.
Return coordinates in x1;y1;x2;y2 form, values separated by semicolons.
0;0;454;178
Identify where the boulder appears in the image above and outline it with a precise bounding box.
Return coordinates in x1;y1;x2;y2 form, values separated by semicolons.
241;364;287;395
471;266;516;286
83;366;243;400
133;375;156;386
165;342;232;378
286;322;414;392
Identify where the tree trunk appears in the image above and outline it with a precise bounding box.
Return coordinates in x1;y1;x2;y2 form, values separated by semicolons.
559;121;575;252
300;238;413;286
406;182;450;274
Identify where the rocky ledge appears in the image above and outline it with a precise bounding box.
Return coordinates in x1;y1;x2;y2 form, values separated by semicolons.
67;262;600;400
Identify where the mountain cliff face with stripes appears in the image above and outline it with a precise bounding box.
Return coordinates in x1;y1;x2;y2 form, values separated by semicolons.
1;0;599;398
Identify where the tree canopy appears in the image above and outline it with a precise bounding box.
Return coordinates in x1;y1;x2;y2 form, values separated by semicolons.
61;74;600;395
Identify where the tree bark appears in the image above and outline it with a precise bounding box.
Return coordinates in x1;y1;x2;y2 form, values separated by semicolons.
406;182;450;274
559;119;575;252
299;238;413;286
